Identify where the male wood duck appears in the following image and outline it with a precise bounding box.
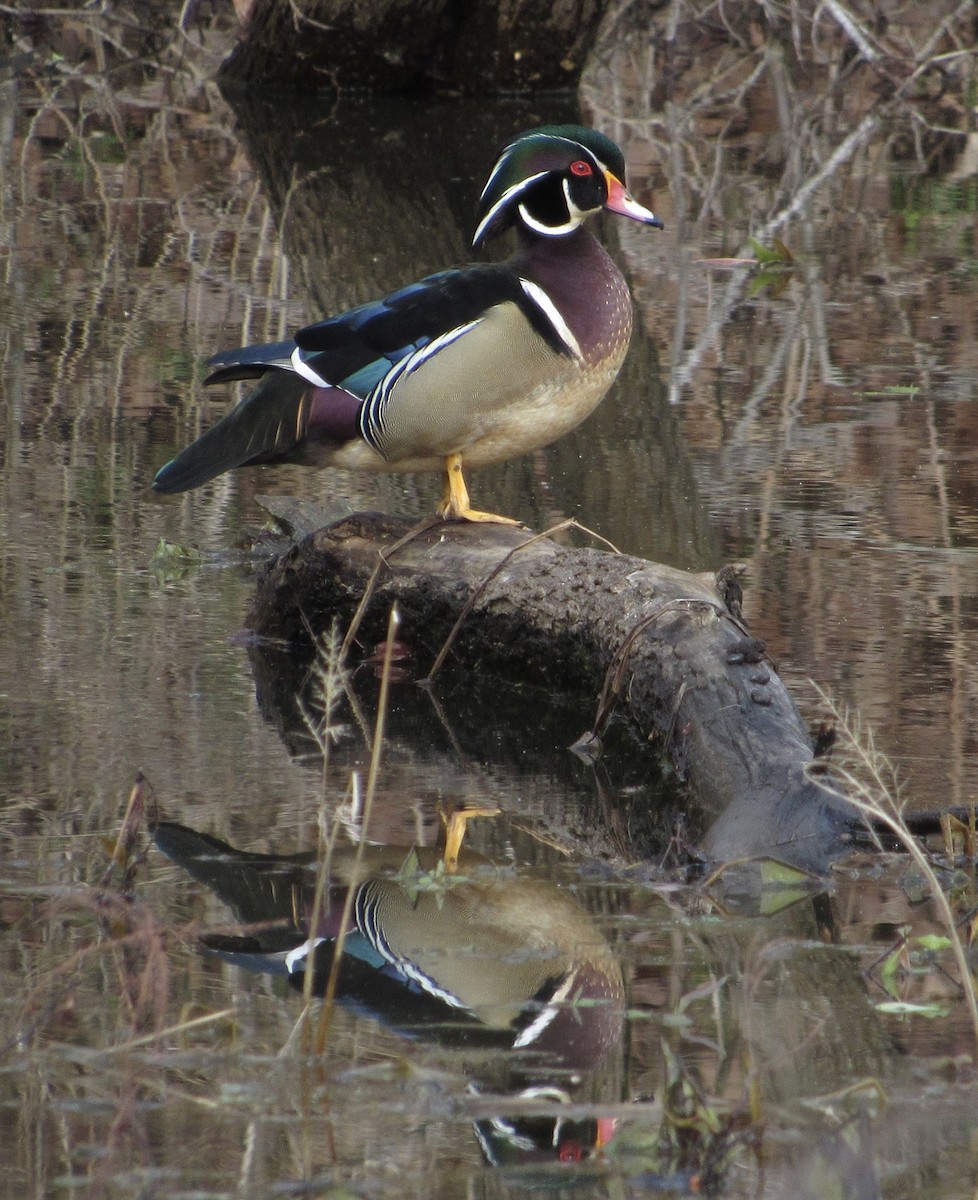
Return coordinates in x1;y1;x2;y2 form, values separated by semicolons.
153;819;624;1166
152;820;623;1068
153;125;663;522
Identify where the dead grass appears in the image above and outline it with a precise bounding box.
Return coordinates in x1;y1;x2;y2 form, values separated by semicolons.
808;683;978;1055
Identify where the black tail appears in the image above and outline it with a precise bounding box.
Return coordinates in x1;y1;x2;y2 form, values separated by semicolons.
153;370;308;493
152;820;313;929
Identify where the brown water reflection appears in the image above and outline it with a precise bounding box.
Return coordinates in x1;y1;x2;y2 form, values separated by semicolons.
3;7;978;1198
582;20;978;819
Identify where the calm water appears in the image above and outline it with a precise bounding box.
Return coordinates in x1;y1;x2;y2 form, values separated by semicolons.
3;13;978;1199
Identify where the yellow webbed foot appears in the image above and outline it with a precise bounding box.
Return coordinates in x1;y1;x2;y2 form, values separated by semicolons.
453;507;522;525
438;453;522;526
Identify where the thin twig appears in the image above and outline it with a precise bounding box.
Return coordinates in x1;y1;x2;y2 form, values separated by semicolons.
818;0;881;63
97;1008;235;1056
338;516;441;662
424;519;619;682
313;605;400;1057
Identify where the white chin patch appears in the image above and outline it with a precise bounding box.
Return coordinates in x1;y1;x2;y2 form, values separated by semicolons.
517;201;583;238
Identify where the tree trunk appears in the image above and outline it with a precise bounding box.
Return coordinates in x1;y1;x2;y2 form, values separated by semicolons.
248;509;858;872
221;0;607;92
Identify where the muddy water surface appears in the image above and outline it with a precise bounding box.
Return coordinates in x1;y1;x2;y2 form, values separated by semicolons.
2;15;978;1199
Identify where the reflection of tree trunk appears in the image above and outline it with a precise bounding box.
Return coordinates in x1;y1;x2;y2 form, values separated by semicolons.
249;511;856;871
214;89;581;320
221;0;607;92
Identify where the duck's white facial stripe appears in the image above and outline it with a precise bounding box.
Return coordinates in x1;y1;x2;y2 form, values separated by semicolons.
516;176;598;239
563;177;600;224
480;133;609;198
519;278;583;360
473;171;549;245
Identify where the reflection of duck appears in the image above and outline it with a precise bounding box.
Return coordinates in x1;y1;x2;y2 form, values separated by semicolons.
152;820;624;1165
153;125;662;523
472;1083;617;1169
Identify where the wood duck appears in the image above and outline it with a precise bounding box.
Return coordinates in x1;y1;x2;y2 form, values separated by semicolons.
152;820;624;1070
153;125;663;522
153;819;624;1167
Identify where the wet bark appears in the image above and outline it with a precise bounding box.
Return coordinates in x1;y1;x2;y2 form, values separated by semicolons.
220;0;607;92
249;510;858;872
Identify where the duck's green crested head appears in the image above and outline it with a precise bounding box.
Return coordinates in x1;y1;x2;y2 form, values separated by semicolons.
473;124;663;248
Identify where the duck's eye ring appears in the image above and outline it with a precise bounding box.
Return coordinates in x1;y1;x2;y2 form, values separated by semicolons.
569;160;593;177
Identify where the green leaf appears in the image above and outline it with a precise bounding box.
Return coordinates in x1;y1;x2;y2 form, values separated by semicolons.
875;1000;951;1018
879;947;903;1000
397;846;422;876
748;235;794;265
152;538;204;564
914;934;953;952
151;538;206;583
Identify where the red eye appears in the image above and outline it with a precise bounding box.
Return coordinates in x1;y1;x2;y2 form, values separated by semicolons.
558;1141;584;1163
569;160;592;177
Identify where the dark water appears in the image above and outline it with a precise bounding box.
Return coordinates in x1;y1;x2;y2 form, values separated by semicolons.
2;14;978;1199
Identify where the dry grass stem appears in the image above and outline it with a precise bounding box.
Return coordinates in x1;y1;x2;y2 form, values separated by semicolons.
808;684;978;1056
297;622;348;792
312;605;401;1058
98;1007;236;1057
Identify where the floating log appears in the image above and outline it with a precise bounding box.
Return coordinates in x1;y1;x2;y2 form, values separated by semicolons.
247;508;858;873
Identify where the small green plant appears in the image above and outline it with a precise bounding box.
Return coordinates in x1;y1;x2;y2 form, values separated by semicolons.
602;1035;754;1191
807;684;978;1052
747;235;796;297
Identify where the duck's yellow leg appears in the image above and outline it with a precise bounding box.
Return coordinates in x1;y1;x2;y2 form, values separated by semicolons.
438;453;521;525
441;805;501;872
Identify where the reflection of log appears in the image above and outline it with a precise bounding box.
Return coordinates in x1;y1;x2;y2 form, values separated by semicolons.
249;511;857;872
221;0;608;93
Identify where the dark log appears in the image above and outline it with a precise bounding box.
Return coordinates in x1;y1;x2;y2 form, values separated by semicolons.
220;0;607;92
248;510;859;872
